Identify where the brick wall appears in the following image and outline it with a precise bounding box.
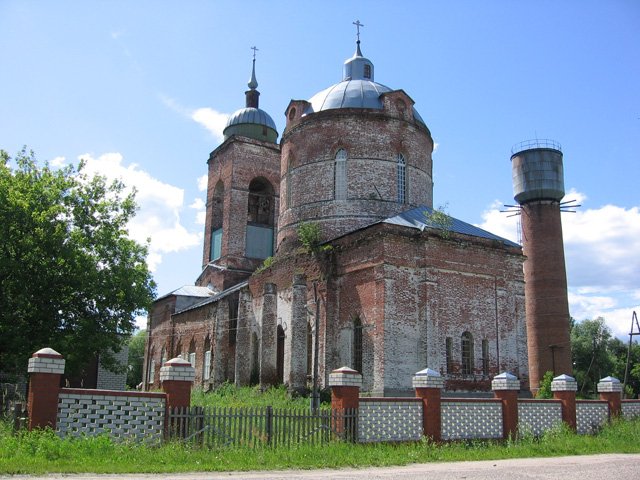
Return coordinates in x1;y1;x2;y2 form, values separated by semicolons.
96;346;128;391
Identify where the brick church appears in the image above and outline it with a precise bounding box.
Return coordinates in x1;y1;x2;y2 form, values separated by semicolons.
143;35;531;396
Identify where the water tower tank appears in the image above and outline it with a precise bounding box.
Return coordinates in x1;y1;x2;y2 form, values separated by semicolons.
511;140;564;205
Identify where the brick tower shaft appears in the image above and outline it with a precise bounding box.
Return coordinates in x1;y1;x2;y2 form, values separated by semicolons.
521;201;572;390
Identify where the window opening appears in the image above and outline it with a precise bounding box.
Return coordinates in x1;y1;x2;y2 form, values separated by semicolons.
363;64;371;79
445;337;453;374
353;317;363;373
334;149;347;200
203;337;211;381
397;154;406;203
482;339;489;376
461;331;474;375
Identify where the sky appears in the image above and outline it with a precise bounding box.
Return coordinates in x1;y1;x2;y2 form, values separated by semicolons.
1;0;639;338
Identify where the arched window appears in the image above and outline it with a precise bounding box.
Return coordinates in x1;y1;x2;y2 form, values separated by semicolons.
397;154;406;204
203;336;211;381
246;178;275;259
363;64;371;79
334;149;347;200
228;294;239;347
353;317;363;373
461;332;474;375
210;180;224;261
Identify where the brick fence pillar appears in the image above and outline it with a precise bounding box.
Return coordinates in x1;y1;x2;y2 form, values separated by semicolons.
551;374;577;431
597;376;622;418
492;372;520;440
413;368;443;442
329;367;361;442
160;357;195;437
27;348;65;430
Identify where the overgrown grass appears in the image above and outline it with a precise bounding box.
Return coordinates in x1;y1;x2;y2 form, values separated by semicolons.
191;383;331;409
1;417;639;475
190;383;322;409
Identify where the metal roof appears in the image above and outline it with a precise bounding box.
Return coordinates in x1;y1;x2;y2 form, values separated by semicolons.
175;281;249;315
382;205;520;248
155;285;215;302
224;107;277;131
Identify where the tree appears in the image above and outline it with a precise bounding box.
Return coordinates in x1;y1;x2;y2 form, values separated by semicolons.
126;329;147;389
571;316;640;398
0;148;155;379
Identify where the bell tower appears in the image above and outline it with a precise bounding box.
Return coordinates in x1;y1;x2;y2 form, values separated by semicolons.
197;51;280;292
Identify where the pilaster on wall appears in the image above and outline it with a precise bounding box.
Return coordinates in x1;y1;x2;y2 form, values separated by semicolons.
260;283;278;387
413;368;443;442
27;348;65;430
234;289;253;387
492;372;520;440
288;274;308;393
597;376;622;418
551;374;577;431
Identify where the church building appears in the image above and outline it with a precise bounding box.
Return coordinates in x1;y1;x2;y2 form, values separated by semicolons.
143;33;530;396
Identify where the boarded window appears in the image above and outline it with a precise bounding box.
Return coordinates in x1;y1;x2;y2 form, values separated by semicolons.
210;228;222;260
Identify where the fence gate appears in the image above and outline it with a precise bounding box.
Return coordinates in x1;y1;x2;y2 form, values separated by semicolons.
167;406;357;447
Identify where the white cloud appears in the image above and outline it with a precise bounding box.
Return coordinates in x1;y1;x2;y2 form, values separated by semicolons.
50;156;66;167
197;174;208;191
159;94;229;143
189;198;205;210
191;107;228;143
477;190;640;338
77;152;201;271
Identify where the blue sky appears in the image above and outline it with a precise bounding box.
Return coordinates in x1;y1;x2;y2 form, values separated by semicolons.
1;1;639;337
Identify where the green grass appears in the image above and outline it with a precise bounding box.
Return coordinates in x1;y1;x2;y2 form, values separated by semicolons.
1;417;640;475
190;383;319;409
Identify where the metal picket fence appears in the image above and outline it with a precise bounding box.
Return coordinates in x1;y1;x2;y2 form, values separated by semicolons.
167;406;357;447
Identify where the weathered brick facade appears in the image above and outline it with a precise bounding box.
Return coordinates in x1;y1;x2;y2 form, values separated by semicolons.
144;41;533;396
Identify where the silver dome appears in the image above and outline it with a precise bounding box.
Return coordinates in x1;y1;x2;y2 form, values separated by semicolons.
225;107;277;131
304;80;426;125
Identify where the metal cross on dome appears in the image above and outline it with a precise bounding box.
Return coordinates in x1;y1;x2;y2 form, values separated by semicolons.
353;20;364;41
251;46;259;60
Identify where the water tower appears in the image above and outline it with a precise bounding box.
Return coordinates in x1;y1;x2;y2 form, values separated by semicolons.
511;140;572;393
